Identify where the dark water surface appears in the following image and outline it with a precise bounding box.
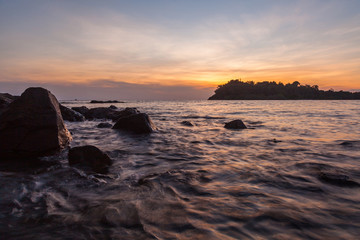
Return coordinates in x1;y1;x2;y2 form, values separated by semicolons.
1;100;360;239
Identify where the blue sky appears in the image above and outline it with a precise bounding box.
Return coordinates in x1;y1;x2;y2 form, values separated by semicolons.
0;0;359;99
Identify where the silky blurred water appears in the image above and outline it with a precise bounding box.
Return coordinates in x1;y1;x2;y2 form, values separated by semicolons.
1;100;360;239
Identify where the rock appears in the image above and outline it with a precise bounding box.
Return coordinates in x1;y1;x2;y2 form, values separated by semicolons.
84;107;121;121
68;145;112;173
181;121;194;127
109;105;117;109
0;87;72;160
71;106;89;115
113;107;140;121
90;100;122;104
112;113;156;134
0;93;18;115
318;171;360;187
60;104;85;122
97;122;112;128
224;120;247;129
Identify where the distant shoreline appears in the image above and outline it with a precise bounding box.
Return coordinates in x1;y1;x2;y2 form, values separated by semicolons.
208;80;360;100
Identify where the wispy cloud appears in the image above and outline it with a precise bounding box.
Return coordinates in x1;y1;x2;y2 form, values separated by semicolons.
0;0;359;99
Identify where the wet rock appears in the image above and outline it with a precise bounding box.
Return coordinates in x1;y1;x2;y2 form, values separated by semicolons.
0;87;72;160
60;104;85;122
97;122;112;128
84;107;121;121
181;121;194;127
340;141;360;147
224;120;247;129
113;113;156;134
71;106;89;115
113;107;140;121
0;93;18;115
68;145;112;173
318;171;360;187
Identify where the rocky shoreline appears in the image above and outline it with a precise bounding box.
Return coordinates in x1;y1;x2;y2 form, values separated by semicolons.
0;88;246;174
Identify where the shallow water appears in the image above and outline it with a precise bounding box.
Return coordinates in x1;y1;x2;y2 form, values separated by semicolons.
1;100;360;239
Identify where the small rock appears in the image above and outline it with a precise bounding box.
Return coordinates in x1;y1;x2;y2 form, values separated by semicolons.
109;105;117;109
60;104;85;122
72;106;89;115
224;120;247;129
113;113;156;134
181;121;194;127
68;145;112;173
318;171;359;187
90;100;122;104
97;122;112;128
84;107;120;120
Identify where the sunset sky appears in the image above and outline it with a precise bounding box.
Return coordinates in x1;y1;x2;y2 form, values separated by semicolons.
0;0;359;100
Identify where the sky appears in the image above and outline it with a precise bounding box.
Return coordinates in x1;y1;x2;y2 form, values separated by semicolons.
0;0;359;100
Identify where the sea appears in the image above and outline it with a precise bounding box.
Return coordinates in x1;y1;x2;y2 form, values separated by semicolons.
1;100;360;239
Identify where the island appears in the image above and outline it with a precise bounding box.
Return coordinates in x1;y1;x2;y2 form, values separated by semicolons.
208;80;360;100
90;100;125;103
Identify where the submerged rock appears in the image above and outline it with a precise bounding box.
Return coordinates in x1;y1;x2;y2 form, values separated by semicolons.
318;171;360;187
97;122;112;128
60;104;85;122
68;145;112;173
113;113;156;134
72;106;89;115
181;121;194;127
224;120;247;129
0;87;72;160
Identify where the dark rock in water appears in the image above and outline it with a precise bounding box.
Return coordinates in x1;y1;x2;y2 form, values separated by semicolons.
90;100;123;104
181;121;194;127
224;120;247;129
318;171;360;187
340;141;360;147
113;113;156;134
0;93;17;108
97;122;112;128
84;107;120;121
0;87;72;160
0;93;18;115
60;104;85;122
109;105;117;109
68;145;112;173
71;106;89;115
112;107;140;122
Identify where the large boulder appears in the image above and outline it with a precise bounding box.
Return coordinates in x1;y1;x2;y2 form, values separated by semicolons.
60;104;85;122
0;87;72;160
224;120;247;129
112;113;156;134
72;106;89;115
68;145;112;173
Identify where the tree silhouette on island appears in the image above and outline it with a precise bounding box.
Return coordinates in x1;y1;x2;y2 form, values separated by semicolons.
208;80;360;100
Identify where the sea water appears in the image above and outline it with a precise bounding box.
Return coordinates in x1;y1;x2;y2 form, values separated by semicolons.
1;100;359;239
